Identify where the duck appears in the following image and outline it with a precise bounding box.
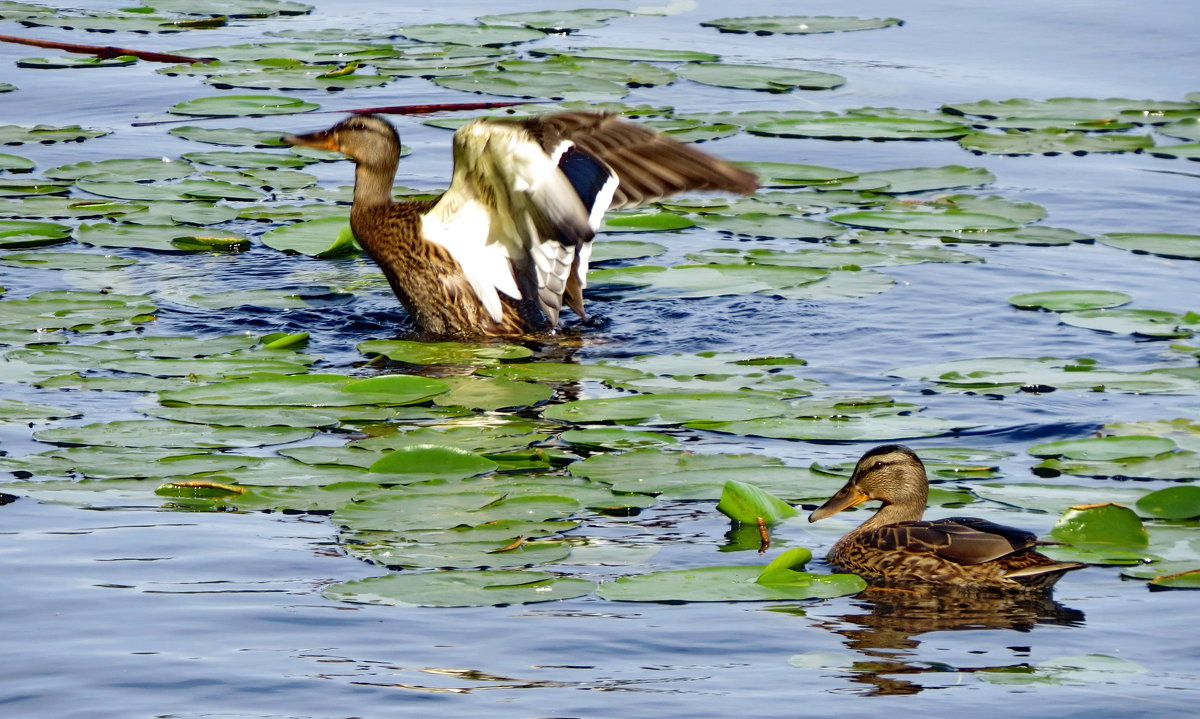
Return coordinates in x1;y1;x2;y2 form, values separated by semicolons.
284;112;758;338
808;444;1085;592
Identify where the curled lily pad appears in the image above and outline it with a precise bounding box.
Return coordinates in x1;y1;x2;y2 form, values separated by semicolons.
260;217;356;258
701;15;901;35
1097;233;1200;260
0;220;71;248
676;62;845;92
1009;290;1132;312
717;480;797;524
324;570;594;607
167;94;320;116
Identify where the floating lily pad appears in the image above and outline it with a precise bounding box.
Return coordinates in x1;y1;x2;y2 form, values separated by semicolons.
357;339;532;365
1149;142;1200;160
159;373;448;407
1059;308;1200;338
1049;502;1149;548
21;11;225;33
0;251;135;270
1097;233;1200;260
1136;486;1200;520
701;15;901;35
542;392;788;425
77;179;264;202
324;570;594;607
46;157;194;182
749;116;968;141
139;0;312;16
368;445;499;478
168;125;288;147
76;223;250;252
839;167;998;195
831;209;1018;232
1029;435;1177;461
676;63;845;92
978;654;1148;686
587;264;827;299
0;398;76;420
733;162;856;187
479;361;649;384
167;94;319;117
182;150;313;169
959;129;1153;155
0;124;109;145
693;213;843;239
33;419;313;448
260;217;356;258
0;220;71;248
589;239;666;262
535;46;718;62
17;55;138;69
0;290;155;331
0;153;33;172
943;97;1199;122
600;211;694;232
435;70;628;101
558;427;678;450
498;56;675;87
891;356;1200;395
597;558;866;602
690;414;967;441
942;225;1091;246
397;23;547;47
1009;290;1132;312
477;9;628;32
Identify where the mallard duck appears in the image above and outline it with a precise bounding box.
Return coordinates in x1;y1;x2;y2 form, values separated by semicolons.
284;112;758;338
808;444;1085;592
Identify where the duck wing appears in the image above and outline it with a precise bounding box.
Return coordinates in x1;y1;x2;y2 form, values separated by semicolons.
422;112;757;326
863;517;1040;565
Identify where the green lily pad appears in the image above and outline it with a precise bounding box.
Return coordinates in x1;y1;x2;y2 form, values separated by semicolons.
333;491;580;533
542;392;788;425
168;126;289;147
749;116;968;141
717;480;797;524
1029;435;1177;461
693;213;843;239
479;362;650;384
33;419;313;448
18;55;138;69
0;220;71;248
558;427;678;450
1157;118;1200;141
175;41;392;63
942;225;1091;246
478;9;628;31
435;70;628;101
347;537;571;570
959;129;1153;155
357;339;531;365
159;373;448;407
323;570;594;607
139;0;312;16
0;251;134;270
535;46;718;62
676;62;845;92
398;23;547;46
701;15;901;35
587;263;827;299
1009;289;1132;312
184;288;352;309
0;152;34;172
690;414;968;441
1097;233;1200;260
1136;486;1200;520
891;356;1200;395
837;167;998;195
204;64;393;91
498;56;675;87
45;157;194;182
597;561;865;602
1149;142;1200;160
1049;502;1149;548
1059;308;1200;338
260;217;357;258
0;290;155;331
831;209;1019;232
978;654;1147;686
0;398;77;420
0;124;109;145
589;239;667;262
0;179;70;198
432;376;552;410
182;150;313;169
77;179;264;202
76;223;250;252
733;161;856;187
167;94;320;116
368;445;499;478
599;210;694;232
943;97;1199;122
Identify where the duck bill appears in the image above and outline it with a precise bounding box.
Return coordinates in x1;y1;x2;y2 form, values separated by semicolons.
283;128;339;152
808;483;870;522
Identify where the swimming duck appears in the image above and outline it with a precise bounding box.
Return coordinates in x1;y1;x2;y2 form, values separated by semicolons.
808;444;1085;592
284;112;758;338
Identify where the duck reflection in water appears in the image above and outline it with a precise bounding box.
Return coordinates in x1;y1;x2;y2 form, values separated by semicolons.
802;444;1086;695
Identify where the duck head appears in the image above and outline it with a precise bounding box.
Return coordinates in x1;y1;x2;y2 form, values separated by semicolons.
284;114;400;168
808;444;929;523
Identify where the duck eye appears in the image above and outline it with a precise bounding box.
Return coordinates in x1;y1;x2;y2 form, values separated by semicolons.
871;461;885;471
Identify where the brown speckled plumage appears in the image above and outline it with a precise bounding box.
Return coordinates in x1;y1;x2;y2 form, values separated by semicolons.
284;112;757;338
809;445;1085;592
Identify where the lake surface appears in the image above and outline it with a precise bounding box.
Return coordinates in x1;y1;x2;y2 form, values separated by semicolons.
2;1;1199;717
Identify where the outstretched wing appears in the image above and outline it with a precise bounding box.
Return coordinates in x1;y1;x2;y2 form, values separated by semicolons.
860;518;1040;566
422;112;758;326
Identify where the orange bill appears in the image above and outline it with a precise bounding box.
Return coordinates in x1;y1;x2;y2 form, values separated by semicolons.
808;483;870;522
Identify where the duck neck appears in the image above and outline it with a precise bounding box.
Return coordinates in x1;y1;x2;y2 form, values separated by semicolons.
858;498;925;532
352;156;399;209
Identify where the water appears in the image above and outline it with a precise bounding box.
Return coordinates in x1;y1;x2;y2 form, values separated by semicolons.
3;0;1200;716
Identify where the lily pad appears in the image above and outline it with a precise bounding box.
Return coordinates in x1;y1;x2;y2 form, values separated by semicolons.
76;223;251;252
168;126;288;147
701;15;901;35
587;264;828;299
589;239;666;262
717;480;797;524
167;94;320;117
1009;290;1133;312
959;129;1153;155
46;157;193;182
542;391;789;425
477;9;629;32
0;124;109;145
535;46;718;63
676;63;845;92
1136;486;1200;520
368;445;499;478
260;217;356;258
432;376;553;410
1059;308;1200;338
831;209;1019;233
0;220;71;249
978;654;1148;686
837;167;998;195
0;152;34;172
33;419;313;448
597;560;865;602
1029;435;1177;461
943;97;1199;122
0;290;155;331
693;213;843;239
1149;142;1200;160
749;116;968;141
357;339;531;365
323;570;594;607
733;162;856;187
159;373;449;407
690;414;968;442
397;23;547;47
1049;502;1149;548
434;70;628;101
77;179;264;202
1097;233;1200;260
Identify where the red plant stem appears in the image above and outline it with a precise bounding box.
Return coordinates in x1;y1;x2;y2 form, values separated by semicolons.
0;33;216;64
